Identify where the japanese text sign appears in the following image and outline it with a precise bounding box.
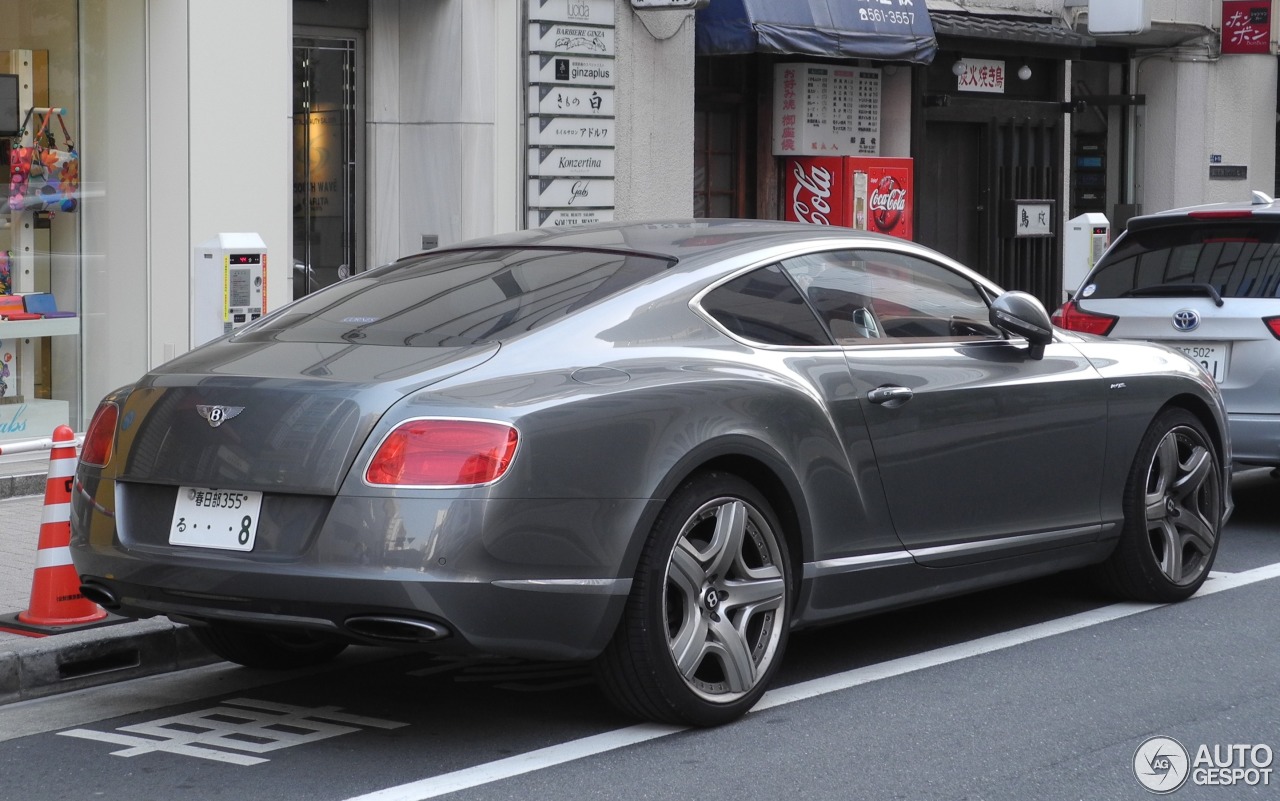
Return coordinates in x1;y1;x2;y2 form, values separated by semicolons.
1222;1;1272;55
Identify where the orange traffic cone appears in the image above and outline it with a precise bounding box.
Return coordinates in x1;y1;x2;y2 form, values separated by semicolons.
16;424;107;627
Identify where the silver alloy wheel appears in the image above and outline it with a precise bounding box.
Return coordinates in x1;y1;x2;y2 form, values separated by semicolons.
1143;425;1220;587
663;496;786;703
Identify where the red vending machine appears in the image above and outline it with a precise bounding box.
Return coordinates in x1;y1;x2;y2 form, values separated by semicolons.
784;156;914;241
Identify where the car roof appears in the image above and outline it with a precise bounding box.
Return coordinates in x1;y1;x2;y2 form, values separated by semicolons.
1124;191;1280;233
405;218;913;265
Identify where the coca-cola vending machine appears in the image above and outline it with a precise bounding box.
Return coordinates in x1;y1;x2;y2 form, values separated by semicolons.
785;156;914;241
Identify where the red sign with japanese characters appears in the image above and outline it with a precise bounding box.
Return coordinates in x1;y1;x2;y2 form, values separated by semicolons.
1222;0;1272;54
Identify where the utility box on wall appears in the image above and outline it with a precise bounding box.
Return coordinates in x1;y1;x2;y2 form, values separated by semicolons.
193;233;267;347
1088;0;1150;35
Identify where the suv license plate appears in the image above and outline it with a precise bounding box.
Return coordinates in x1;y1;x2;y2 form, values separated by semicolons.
169;487;263;551
1164;341;1227;383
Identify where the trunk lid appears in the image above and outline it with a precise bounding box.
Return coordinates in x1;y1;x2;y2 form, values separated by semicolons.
111;339;499;494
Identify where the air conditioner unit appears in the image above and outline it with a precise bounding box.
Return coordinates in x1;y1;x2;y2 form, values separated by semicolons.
1088;0;1150;35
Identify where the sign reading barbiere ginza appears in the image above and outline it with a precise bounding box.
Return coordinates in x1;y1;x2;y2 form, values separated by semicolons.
530;21;615;57
527;0;616;228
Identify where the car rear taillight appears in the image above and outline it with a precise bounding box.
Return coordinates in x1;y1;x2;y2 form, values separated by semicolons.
365;419;519;486
1265;316;1280;340
1051;300;1118;336
80;402;120;467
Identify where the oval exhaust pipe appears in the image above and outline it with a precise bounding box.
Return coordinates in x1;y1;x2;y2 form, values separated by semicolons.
344;615;450;643
79;582;122;610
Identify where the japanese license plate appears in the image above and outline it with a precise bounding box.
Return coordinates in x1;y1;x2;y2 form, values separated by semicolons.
169;487;263;551
1163;341;1228;383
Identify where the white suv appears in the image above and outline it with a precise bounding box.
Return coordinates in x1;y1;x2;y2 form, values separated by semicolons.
1055;196;1280;468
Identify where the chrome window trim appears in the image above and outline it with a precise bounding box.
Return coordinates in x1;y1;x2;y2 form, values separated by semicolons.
690;240;1008;351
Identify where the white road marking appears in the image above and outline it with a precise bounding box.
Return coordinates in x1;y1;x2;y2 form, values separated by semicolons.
343;562;1280;801
0;649;392;744
59;698;407;765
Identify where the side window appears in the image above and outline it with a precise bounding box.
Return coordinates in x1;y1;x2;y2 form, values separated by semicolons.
779;250;1000;344
700;264;833;346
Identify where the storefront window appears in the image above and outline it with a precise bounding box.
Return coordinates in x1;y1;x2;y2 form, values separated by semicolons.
1;0;82;443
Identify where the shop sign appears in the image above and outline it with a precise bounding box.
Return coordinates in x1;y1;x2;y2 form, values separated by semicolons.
1222;1;1271;54
528;116;615;146
772;63;880;156
294;110;345;218
528;147;615;177
528;208;616;228
0;399;70;440
954;58;1005;94
529;85;615;117
525;0;616;230
1007;200;1055;238
529;22;615;57
1209;164;1248;180
528;177;615;208
529;54;614;87
529;0;615;26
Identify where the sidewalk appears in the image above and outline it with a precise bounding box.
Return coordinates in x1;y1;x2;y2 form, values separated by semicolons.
0;454;214;705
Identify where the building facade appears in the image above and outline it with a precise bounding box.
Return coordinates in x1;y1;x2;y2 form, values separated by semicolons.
0;0;1275;444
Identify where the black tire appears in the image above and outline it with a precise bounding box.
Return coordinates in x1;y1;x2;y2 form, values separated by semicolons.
1093;408;1223;602
595;471;792;726
191;622;348;669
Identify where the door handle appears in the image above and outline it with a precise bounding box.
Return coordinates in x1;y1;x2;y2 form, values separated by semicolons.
867;386;914;406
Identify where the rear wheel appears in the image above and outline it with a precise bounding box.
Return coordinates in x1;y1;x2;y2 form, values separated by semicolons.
1094;408;1222;602
595;472;791;726
191;622;348;669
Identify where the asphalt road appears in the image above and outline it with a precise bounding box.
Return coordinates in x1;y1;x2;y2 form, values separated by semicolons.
1;469;1277;801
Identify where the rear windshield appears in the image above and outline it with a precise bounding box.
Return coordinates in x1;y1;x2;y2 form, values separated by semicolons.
1087;222;1280;299
241;247;674;346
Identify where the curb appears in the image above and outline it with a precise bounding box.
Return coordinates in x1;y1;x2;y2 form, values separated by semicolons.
0;471;47;501
0;618;218;704
0;468;219;703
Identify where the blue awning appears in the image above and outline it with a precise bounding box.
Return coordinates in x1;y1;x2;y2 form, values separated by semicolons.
696;0;937;64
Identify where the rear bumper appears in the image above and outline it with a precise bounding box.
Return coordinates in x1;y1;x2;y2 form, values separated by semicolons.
74;570;631;661
1227;412;1280;467
69;476;655;661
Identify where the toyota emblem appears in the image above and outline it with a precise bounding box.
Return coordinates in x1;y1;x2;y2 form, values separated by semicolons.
1171;309;1200;332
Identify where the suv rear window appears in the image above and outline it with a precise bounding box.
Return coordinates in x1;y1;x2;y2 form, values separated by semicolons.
1087;222;1280;299
241;247;674;347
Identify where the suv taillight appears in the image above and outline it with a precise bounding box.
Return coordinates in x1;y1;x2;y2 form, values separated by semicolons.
1052;300;1118;336
80;402;120;467
1265;316;1280;340
365;419;519;486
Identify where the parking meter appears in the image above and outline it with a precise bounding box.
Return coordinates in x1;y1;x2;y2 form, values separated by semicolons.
1063;213;1110;299
193;233;267;346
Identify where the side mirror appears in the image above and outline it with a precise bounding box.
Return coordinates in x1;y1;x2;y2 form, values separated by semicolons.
989;291;1054;359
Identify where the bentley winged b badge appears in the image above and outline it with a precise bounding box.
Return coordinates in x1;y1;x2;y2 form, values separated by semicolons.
197;405;245;428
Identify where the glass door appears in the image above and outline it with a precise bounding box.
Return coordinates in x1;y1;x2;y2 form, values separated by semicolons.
292;33;362;300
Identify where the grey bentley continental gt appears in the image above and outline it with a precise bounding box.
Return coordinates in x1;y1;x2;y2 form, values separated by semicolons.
70;220;1232;726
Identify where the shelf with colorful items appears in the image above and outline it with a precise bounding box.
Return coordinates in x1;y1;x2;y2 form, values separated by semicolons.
2;104;82;365
2;97;80;435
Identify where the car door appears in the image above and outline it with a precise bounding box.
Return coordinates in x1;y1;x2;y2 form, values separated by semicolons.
779;249;1110;565
697;262;904;561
